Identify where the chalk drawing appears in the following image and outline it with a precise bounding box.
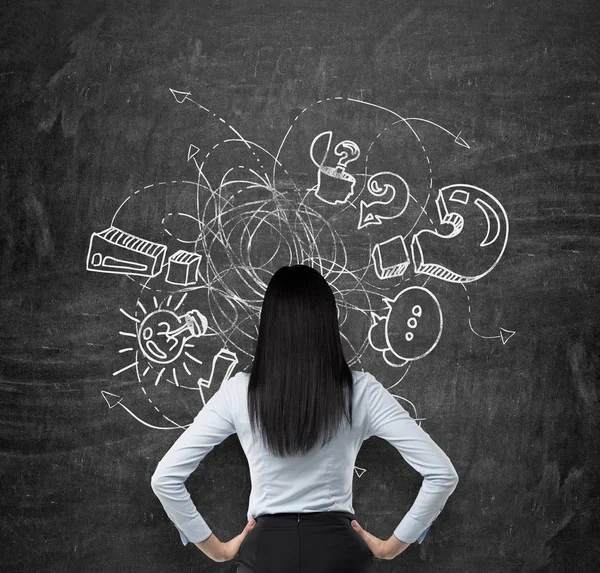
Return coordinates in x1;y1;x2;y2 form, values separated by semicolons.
87;226;166;277
197;349;239;406
137;308;208;367
411;184;510;283
371;235;411;280
88;91;513;438
166;250;202;286
358;171;410;229
309;131;360;205
369;286;443;367
462;284;515;344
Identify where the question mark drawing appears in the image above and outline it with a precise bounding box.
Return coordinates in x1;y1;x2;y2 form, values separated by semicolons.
334;140;361;170
411;184;509;283
308;131;360;205
358;171;410;229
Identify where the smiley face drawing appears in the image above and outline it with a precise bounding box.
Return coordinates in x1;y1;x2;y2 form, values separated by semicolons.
368;286;443;366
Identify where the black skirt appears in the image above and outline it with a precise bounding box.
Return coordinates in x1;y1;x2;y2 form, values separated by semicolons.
235;511;376;573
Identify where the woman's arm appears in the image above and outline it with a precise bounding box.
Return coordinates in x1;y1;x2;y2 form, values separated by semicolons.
365;373;459;545
150;380;236;546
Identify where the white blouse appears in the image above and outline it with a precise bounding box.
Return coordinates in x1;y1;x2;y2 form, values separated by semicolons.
151;370;458;545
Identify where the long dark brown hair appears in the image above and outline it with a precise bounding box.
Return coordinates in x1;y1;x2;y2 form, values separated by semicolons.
248;265;353;457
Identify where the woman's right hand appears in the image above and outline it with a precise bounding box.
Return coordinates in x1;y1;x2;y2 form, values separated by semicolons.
351;520;410;560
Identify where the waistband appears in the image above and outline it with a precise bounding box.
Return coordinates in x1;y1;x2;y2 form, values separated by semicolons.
254;511;356;528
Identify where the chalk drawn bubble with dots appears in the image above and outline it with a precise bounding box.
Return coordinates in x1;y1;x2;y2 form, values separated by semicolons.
369;286;443;365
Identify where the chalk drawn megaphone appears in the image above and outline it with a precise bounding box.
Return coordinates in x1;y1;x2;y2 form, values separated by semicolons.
411;184;509;283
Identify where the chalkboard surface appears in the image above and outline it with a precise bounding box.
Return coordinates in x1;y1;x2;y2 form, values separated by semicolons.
1;1;599;572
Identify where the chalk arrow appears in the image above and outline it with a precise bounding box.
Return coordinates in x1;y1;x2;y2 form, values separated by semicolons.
404;118;471;149
463;284;513;345
101;390;123;409
170;89;191;104
468;319;515;345
500;328;516;345
454;131;470;149
188;144;200;161
100;391;185;430
354;466;367;478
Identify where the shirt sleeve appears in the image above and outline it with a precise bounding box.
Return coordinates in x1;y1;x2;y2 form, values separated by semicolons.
365;373;458;544
150;378;237;545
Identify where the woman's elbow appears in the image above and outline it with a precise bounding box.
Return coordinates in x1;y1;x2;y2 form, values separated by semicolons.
150;467;167;494
432;461;458;492
446;465;459;492
427;463;458;493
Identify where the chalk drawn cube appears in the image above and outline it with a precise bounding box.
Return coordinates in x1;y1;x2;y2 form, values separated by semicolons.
166;250;202;286
372;235;410;280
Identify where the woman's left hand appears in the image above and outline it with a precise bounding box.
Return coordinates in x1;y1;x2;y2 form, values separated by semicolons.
351;520;410;560
194;519;257;562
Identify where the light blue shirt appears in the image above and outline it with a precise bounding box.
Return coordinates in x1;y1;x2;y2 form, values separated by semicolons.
151;370;458;546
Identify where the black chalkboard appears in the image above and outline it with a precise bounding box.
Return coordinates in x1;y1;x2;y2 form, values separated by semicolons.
2;1;599;572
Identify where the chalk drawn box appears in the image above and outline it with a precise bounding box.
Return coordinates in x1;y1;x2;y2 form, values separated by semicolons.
166;250;202;286
372;236;410;280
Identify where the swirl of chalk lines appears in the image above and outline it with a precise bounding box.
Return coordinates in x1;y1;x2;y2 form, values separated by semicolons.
198;167;411;366
160;167;285;247
207;176;334;288
203;195;302;299
197;189;384;363
126;191;383;426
